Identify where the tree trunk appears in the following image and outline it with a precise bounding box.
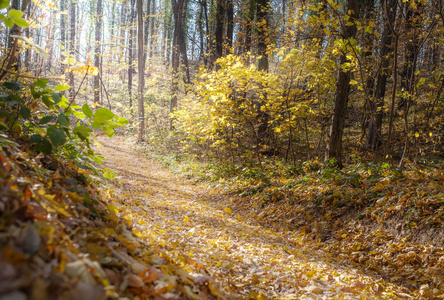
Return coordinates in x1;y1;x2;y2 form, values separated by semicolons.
149;0;156;58
198;4;205;62
326;0;359;168
225;0;233;55
244;0;255;58
179;0;190;83
119;0;128;64
60;0;66;72
215;0;224;61
143;0;151;65
94;0;103;104
256;0;269;146
398;3;422;111
366;0;397;150
137;0;145;142
256;0;269;71
165;5;173;65
201;0;210;65
170;0;184;118
128;0;136;112
68;0;76;99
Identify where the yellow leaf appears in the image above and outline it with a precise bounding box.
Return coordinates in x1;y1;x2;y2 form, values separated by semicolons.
224;207;232;215
257;292;267;300
415;132;420;138
107;203;119;214
183;215;190;224
341;233;348;239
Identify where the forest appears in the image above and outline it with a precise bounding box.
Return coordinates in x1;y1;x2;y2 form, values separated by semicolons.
0;0;444;298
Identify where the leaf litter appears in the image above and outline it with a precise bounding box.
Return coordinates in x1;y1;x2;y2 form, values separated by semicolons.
96;136;430;299
1;132;440;299
0;133;221;299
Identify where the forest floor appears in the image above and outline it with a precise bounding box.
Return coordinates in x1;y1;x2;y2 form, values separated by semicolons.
1;133;442;299
97;135;435;299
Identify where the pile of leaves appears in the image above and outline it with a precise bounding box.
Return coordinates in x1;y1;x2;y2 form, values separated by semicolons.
153;152;444;298
0;133;226;299
217;161;444;297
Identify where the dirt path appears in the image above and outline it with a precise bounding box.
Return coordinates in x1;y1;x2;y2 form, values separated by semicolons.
98;136;416;299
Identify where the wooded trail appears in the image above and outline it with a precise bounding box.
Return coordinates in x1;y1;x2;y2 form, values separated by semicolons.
98;136;416;299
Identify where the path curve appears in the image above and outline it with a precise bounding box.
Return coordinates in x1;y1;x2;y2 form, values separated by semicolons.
98;135;416;299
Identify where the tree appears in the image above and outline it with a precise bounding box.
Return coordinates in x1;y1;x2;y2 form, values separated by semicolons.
170;0;184;118
60;0;67;72
94;0;103;104
256;0;270;146
326;0;360;167
137;0;145;142
128;0;136;113
68;0;76;99
366;0;397;150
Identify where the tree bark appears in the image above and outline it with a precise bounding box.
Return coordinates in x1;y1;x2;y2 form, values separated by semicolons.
225;0;234;54
256;0;269;71
128;0;136;113
215;0;224;61
366;0;397;150
325;0;360;168
119;0;128;64
149;0;156;58
256;0;270;146
94;0;103;104
68;0;76;99
143;0;151;65
179;0;190;83
137;0;145;142
170;0;184;118
60;0;66;72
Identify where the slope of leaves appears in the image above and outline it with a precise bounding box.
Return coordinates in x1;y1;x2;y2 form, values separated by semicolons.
97;135;428;299
0;132;221;299
152;153;444;298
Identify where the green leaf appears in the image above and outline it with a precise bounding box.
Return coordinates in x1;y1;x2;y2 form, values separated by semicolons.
72;110;85;119
52;93;61;104
91;121;101;129
42;96;54;108
3;81;22;90
35;138;52;155
116;117;129;126
29;134;42;143
13;17;28;28
57;96;69;108
83;192;92;206
0;121;8;130
71;103;81;109
39;115;53;125
34;79;48;89
106;128;114;137
47;127;66;147
73;125;93;135
0;0;10;9
82;103;93;118
58;113;69;126
8;94;22;104
4;18;13;27
55;84;70;91
104;120;118;129
20;105;30;119
7;9;22;18
92;107;114;122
